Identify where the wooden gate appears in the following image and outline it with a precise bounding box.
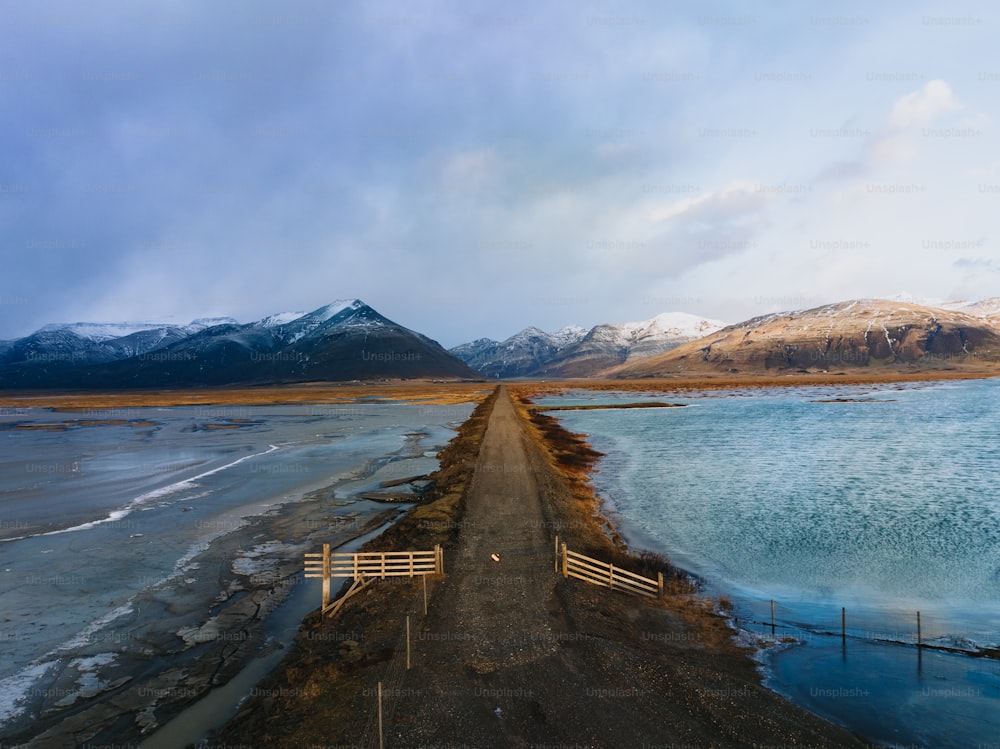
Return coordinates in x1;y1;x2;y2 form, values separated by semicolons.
305;544;444;616
556;539;662;599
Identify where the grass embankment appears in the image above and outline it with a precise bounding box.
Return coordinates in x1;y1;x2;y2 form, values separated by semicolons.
213;386;499;748
510;387;694;595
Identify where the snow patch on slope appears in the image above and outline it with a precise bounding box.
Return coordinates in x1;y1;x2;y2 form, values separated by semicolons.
37;322;178;341
36;318;239;341
596;312;728;346
258;312;307;328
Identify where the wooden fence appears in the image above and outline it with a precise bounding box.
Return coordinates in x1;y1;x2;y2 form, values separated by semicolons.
305;544;444;617
555;537;663;599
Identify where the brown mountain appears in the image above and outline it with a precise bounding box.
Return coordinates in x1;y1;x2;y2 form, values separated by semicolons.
602;299;1000;378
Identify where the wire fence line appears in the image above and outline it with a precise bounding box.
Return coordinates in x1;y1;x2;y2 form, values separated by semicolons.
734;599;1000;659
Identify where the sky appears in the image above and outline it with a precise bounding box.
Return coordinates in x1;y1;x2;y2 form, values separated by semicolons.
1;0;998;348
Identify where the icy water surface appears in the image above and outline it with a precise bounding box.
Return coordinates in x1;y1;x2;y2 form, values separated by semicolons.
540;379;1000;748
0;400;473;739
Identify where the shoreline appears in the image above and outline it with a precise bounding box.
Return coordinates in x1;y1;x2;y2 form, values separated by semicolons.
510;369;999;400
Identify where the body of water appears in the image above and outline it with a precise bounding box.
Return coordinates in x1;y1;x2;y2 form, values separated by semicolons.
0;400;473;742
539;379;1000;748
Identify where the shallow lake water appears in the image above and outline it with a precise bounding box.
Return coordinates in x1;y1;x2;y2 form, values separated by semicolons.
540;379;1000;747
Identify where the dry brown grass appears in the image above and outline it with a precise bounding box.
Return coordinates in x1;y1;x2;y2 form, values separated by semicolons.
0;379;489;410
6;369;992;411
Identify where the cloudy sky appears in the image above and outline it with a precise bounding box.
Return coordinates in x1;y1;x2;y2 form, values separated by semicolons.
1;0;998;347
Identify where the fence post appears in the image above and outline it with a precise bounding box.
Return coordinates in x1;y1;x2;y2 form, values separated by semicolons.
917;611;922;648
657;571;664;599
423;574;428;616
554;535;559;573
378;681;384;749
609;562;614;591
406;615;411;670
561;543;568;578
841;607;846;644
322;543;331;611
771;599;775;635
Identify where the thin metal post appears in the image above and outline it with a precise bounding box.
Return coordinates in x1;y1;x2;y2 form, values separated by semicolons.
841;607;846;644
423;573;428;616
378;681;384;749
917;611;922;648
771;599;775;635
406;615;411;670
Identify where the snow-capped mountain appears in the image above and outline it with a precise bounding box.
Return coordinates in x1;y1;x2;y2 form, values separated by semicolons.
0;321;225;369
36;318;238;342
606;298;1000;377
450;313;727;378
450;325;587;378
258;300;364;344
0;300;479;388
547;312;725;374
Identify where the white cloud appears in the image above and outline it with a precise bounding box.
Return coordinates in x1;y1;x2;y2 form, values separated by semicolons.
888;79;960;128
868;133;916;163
817;79;962;180
646;180;769;224
439;148;501;191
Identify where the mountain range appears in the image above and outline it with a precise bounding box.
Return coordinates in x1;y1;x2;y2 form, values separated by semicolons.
450;312;727;378
3;297;1000;389
605;298;1000;378
0;300;478;389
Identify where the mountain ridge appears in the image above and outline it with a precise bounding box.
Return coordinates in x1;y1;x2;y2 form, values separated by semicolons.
6;296;1000;388
450;312;727;378
0;300;480;388
603;298;1000;378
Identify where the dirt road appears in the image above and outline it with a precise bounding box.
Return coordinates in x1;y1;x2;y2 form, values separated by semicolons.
384;386;865;747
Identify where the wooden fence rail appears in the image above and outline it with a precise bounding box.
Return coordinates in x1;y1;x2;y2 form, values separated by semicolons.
555;537;663;599
305;544;443;616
